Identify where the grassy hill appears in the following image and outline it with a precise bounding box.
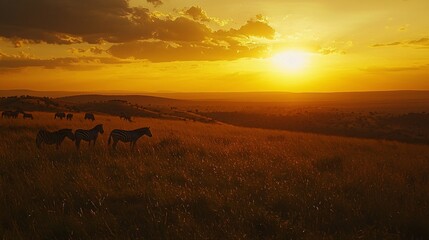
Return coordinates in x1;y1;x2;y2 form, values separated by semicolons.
0;112;428;239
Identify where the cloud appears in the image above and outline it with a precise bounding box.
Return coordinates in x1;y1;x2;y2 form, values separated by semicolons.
108;40;269;62
372;42;403;47
69;47;106;55
107;15;276;62
0;0;219;44
147;0;163;7
221;18;276;39
372;37;429;48
184;6;211;22
0;0;275;47
0;51;125;72
318;41;353;55
0;0;276;63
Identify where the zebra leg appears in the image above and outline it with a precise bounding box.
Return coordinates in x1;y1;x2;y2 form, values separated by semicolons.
75;139;81;149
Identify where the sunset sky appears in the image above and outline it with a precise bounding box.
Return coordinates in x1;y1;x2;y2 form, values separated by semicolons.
0;0;428;92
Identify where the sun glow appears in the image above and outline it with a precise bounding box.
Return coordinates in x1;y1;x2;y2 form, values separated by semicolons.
271;50;310;73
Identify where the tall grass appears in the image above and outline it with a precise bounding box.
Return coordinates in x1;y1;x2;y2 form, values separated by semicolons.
0;112;428;239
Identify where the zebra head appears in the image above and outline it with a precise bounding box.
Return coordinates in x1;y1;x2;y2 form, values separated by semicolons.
62;129;75;141
96;124;104;134
144;127;152;137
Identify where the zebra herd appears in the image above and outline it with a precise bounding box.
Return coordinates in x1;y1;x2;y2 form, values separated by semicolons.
36;124;152;150
54;112;95;121
3;111;133;122
2;110;151;150
2;110;33;119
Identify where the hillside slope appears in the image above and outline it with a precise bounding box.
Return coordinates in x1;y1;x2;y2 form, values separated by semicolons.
0;112;428;239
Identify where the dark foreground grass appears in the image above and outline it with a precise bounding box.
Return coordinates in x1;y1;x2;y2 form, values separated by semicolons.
0;112;429;239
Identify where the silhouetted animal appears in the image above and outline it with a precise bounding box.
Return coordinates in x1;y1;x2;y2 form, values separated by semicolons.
120;113;132;122
54;112;66;119
23;113;33;120
108;127;152;149
36;129;75;149
74;124;104;149
84;113;95;121
2;111;19;118
66;113;73;120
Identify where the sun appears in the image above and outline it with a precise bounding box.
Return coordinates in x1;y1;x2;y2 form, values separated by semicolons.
271;50;310;73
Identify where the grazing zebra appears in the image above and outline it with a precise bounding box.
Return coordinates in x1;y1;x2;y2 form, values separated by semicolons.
108;127;152;149
23;113;33;120
2;111;12;118
74;124;104;149
54;112;66;119
84;113;95;121
66;113;73;120
120;113;132;122
36;129;75;149
2;111;19;119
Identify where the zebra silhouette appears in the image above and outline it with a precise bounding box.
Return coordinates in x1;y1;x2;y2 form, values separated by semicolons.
84;113;95;121
23;112;33;120
119;113;132;122
74;124;104;149
2;111;19;118
36;129;75;149
55;112;66;119
108;127;152;149
66;113;73;120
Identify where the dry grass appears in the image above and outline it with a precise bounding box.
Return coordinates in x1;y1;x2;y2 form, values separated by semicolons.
1;112;429;239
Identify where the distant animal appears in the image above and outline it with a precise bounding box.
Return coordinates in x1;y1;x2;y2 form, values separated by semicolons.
2;111;19;119
84;113;95;121
120;113;132;122
108;127;152;149
54;112;66;120
66;113;73;120
23;113;33;120
74;124;104;149
36;129;75;149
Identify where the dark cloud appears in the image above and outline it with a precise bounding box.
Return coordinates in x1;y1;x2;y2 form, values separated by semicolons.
108;40;269;62
219;19;276;39
107;16;276;62
0;0;219;44
0;0;274;45
0;0;276;63
0;51;125;72
372;37;429;48
185;6;211;22
372;42;402;47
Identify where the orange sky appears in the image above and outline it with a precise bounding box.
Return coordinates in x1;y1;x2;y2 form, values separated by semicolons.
0;0;428;92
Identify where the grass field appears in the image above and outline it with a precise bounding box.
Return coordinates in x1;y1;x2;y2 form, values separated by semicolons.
1;112;429;239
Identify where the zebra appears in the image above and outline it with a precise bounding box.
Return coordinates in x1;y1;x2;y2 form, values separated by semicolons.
55;112;66;119
2;111;12;118
2;111;19;118
74;124;104;149
66;113;73;120
36;129;75;149
84;113;95;121
108;127;152;149
23;113;34;120
120;113;132;122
